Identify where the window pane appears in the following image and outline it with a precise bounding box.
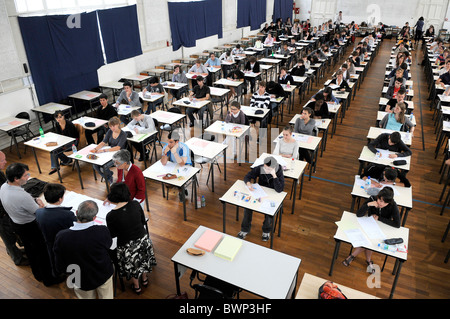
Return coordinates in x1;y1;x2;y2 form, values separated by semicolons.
15;0;28;13
26;0;44;11
78;0;103;6
46;0;62;9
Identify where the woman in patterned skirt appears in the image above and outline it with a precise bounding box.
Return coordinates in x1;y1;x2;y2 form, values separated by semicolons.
106;182;157;295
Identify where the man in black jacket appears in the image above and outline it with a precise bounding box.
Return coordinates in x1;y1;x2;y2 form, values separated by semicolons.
85;93;118;145
237;157;285;242
368;132;412;158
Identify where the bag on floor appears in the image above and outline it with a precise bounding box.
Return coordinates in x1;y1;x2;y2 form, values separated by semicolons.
318;281;347;299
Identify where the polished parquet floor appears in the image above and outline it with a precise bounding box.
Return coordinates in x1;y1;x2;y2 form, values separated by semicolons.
0;37;448;300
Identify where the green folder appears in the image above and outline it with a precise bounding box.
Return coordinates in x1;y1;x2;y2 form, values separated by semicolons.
214;236;242;261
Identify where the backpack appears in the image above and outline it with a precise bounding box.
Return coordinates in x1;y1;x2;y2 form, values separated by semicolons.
318;281;347;299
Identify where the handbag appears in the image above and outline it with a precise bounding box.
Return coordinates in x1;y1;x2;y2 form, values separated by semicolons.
162;173;177;180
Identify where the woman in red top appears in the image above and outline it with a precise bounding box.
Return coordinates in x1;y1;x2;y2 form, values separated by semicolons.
109;149;146;206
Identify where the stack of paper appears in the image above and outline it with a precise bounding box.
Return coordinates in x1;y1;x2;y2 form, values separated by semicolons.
194;229;223;252
214;236;242;261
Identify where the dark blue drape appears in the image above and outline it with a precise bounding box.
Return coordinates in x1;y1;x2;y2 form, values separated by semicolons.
168;0;223;51
273;0;293;23
237;0;266;31
18;12;104;105
97;4;142;64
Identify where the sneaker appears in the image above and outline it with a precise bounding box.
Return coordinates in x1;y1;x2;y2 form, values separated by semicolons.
237;231;248;239
262;232;270;242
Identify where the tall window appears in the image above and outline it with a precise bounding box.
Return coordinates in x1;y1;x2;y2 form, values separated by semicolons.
14;0;136;15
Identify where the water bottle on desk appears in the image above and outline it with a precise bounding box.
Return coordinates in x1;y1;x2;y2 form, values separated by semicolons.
72;144;77;154
290;157;295;172
39;127;44;138
378;243;397;252
364;176;371;191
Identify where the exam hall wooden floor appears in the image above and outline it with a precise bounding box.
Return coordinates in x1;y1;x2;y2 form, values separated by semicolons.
0;37;448;300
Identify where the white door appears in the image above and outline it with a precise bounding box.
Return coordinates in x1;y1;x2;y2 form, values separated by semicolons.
310;0;337;27
416;0;449;31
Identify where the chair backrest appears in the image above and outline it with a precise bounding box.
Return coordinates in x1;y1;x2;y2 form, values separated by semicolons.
312;126;319;137
168;107;181;114
16;112;30;120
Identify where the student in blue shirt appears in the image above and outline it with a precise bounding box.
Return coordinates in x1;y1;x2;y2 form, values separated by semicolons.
161;131;192;167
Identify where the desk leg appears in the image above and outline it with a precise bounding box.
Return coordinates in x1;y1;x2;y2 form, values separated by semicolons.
211;161;215;193
145;179;150;212
389;260;403;299
75;160;84;189
329;239;341;276
222;202;226;233
173;262;181;296
193;175;198;210
32;148;41;174
299;173;304;200
11;131;21;159
350;195;356;212
223;148;227;181
53;152;63;183
181;185;187;221
291;179;297;214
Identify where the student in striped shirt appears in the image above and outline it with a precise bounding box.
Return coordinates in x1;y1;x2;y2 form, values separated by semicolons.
250;81;271;130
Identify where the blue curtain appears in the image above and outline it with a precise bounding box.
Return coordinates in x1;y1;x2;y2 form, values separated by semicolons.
237;0;266;31
273;0;293;23
97;5;142;64
168;0;223;51
18;12;104;106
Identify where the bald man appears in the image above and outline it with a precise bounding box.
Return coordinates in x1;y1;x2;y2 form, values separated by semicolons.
0;151;29;266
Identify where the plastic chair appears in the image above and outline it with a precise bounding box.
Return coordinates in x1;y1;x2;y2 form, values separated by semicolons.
8;112;34;154
189;270;240;299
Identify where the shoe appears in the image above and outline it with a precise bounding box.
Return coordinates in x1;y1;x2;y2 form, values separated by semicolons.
262;232;270;242
342;255;355;267
141;275;149;288
131;283;141;295
61;159;73;166
49;168;57;175
15;257;29;266
366;260;375;274
237;231;248;239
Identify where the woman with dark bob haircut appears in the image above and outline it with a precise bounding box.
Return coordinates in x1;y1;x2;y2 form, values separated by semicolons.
105;183;156;295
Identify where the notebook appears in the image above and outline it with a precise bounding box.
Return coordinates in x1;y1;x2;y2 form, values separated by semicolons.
194;229;223;252
214;236;242;261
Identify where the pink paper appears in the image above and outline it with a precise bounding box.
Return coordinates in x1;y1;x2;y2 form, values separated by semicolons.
192;140;209;148
194;229;223;252
77;144;97;155
8;120;23;126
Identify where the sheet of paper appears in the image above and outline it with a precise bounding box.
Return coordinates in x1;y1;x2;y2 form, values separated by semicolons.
344;228;371;248
357;216;387;240
246;183;268;199
148;160;177;175
259;199;279;215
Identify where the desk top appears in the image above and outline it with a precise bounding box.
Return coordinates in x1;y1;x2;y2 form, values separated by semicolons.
296;273;379;299
358;146;411;171
172;225;301;299
377;111;416;126
68;144;117;166
24;132;75;152
68;90;101;101
209;86;230;96
259;58;282;64
214;78;244;87
184;137;227;159
334;211;409;261
124;74;151;81
173;97;211;110
151;110;185;125
99;81;124;90
143;160;200;187
379;97;414;110
240;106;270;119
289;114;331;130
0;116;30;132
139;91;164;103
251;153;307;180
351;175;413;209
274;132;321;151
72;116;108;130
219;180;287;217
33;102;72;115
367;127;412;146
205;120;250;138
162;81;188;90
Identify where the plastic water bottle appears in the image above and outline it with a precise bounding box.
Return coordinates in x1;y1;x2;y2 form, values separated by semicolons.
409;112;414;121
72;144;77;154
201;195;206;207
375;151;381;160
364;176;371;191
378;243;397;252
287;81;291;88
290;157;295;172
197;196;201;207
39;127;44;138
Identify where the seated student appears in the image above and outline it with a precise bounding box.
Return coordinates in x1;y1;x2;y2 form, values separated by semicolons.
290;59;306;77
170;65;188;100
368;131;412;158
278;67;294;85
350;50;360;67
204;52;221;86
263;33;275;56
225;101;246;124
231;44;245;57
110;149;146;207
439;58;450;76
186;76;211;127
250;81;271;129
237;156;285;242
393;41;408;56
294;107;316;163
301;53;311;71
436;64;450;89
360;166;411;189
188;59;209;86
305;92;329;119
379;102;415;134
385;77;406;100
218;50;235;78
261;23;270;33
126;110;157;161
278;43;292;67
329;69;351;92
313;86;339;104
91;116;128;185
340;63;352;83
85;94;118;145
274;125;299;160
227;68;245;100
115;81;142;109
35;183;76;276
266;81;286;121
383;88;410;113
387;66;407;87
161;130;192;167
142;76;164;114
49;111;79;175
243;56;261;94
342;187;400;273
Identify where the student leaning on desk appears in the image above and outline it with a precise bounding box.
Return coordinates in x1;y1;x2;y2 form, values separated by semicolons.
368;131;412;159
342;187;401;273
237;156;285;242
